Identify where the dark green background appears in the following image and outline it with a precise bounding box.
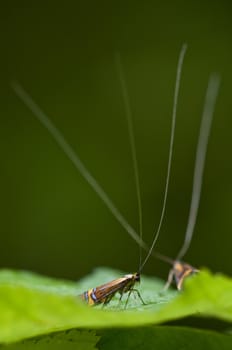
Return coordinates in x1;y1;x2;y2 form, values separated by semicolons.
0;1;231;282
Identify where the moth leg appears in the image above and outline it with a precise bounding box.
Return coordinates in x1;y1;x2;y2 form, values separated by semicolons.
102;293;114;308
117;291;123;306
132;288;146;305
124;290;132;309
163;268;175;291
124;288;146;309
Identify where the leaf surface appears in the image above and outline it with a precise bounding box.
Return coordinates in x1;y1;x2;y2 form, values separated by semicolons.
0;267;232;343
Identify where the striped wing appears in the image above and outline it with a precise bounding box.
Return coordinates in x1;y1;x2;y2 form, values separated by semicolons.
93;276;131;301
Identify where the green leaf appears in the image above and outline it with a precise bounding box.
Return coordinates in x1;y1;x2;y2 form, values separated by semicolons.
2;327;232;350
0;330;99;350
98;326;232;350
0;267;232;343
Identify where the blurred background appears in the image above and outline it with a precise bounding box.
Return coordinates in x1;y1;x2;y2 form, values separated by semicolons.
0;1;231;282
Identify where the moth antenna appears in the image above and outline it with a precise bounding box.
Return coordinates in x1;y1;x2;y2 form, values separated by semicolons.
152;251;175;265
10;80;146;249
115;52;143;269
176;73;220;260
139;44;187;272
